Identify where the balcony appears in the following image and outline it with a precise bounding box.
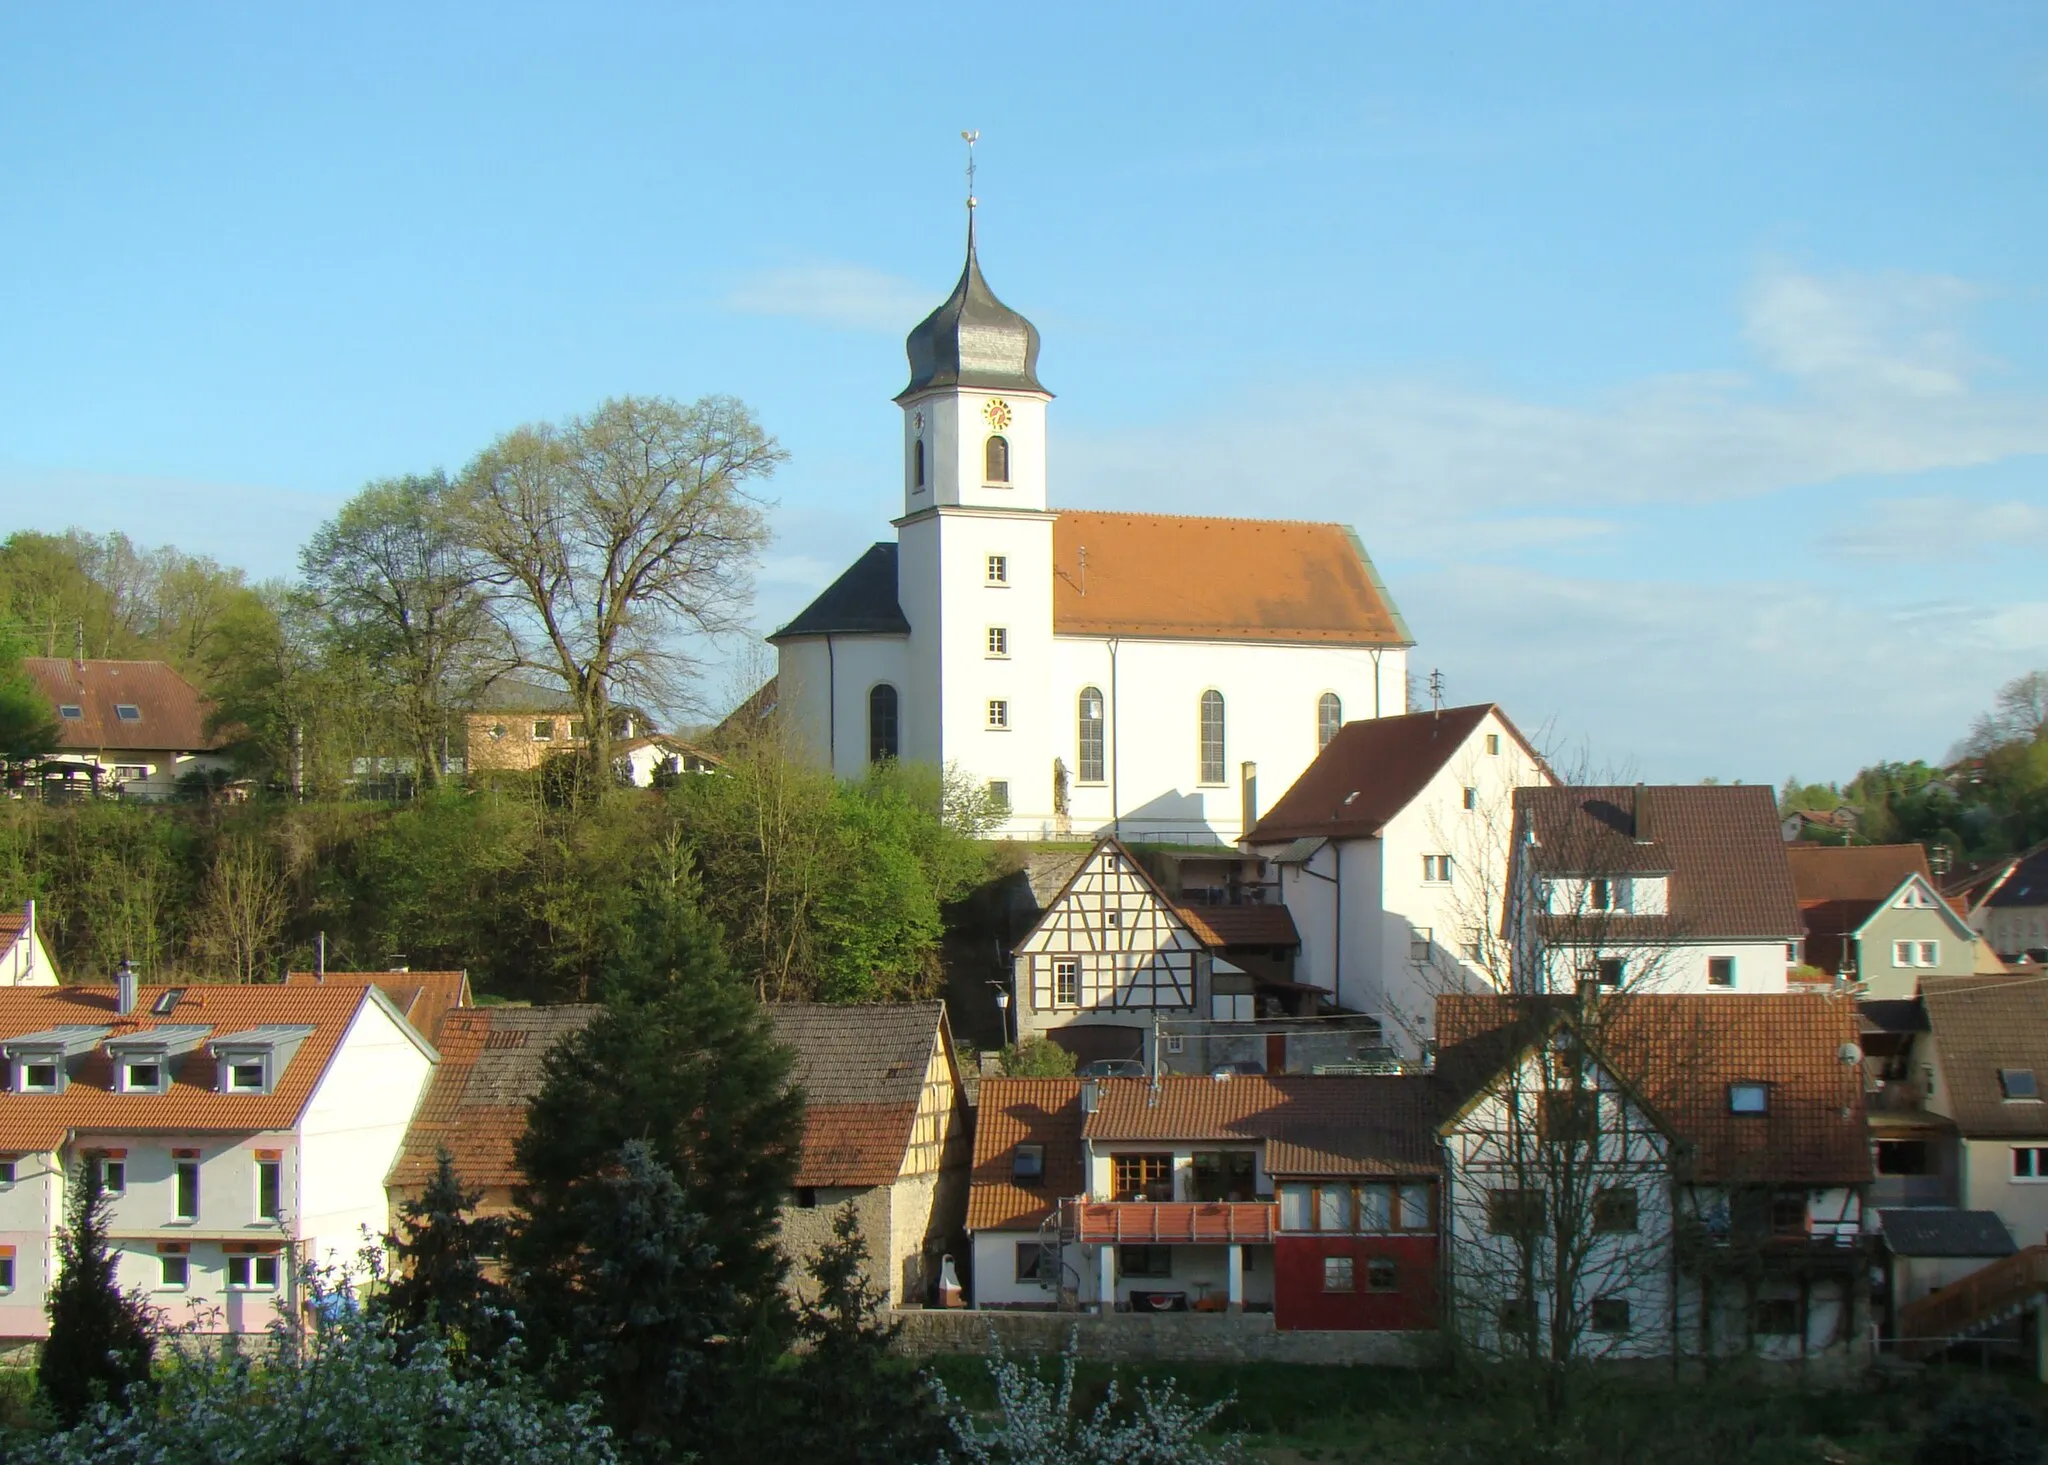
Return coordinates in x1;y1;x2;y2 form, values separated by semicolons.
1064;1199;1277;1246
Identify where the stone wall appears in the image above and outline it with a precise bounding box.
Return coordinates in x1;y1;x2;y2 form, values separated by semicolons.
889;1308;1434;1366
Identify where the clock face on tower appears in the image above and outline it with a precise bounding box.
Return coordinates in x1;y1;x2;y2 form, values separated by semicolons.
983;399;1012;430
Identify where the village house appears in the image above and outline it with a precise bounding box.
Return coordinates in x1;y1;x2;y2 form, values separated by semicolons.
1435;993;1871;1363
768;1003;971;1307
966;1072;1440;1332
0;978;437;1343
1506;784;1804;997
613;733;721;787
1786;844;1978;996
462;680;649;777
1008;838;1321;1074
1241;703;1552;1055
766;206;1414;844
284;968;472;1043
0;903;57;986
1952;843;2048;964
18;657;231;799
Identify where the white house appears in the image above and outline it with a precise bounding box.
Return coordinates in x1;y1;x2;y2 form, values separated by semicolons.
1962;845;2048;961
0;902;57;987
0;979;437;1342
1506;785;1804;997
1242;704;1552;1055
20;658;233;799
767;207;1413;843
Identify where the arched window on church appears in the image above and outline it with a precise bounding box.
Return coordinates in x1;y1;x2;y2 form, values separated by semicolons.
1199;690;1226;785
913;439;925;490
868;684;899;764
984;435;1010;484
1077;687;1105;783
1318;692;1343;750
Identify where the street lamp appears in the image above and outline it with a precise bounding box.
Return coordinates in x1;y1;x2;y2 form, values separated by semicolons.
989;981;1012;1048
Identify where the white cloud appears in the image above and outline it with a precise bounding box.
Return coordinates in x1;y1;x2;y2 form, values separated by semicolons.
1823;496;2048;558
1742;263;1982;397
725;262;932;332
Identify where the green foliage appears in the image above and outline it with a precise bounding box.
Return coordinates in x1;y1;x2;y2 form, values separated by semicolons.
39;1163;155;1427
379;1149;512;1364
1001;1037;1079;1077
508;919;804;1456
1913;1389;2041;1465
19;1261;617;1464
776;1203;945;1465
0;620;59;769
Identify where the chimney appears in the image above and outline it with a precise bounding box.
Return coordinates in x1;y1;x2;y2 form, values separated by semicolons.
21;899;33;980
1633;783;1652;844
115;956;138;1017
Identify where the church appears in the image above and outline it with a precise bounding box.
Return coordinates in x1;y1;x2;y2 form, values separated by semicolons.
770;209;1414;844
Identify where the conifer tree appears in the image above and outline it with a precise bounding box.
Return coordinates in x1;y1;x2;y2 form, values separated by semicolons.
379;1148;510;1362
40;1160;155;1427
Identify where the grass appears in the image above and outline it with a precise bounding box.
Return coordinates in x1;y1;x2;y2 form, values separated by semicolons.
921;1351;2048;1463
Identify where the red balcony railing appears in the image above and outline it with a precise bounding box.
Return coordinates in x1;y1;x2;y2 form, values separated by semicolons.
1065;1199;1277;1245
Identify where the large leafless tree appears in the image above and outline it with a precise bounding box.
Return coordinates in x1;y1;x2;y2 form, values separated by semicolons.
455;395;782;778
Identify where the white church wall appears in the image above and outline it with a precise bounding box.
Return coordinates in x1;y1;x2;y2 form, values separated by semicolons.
905;388;1050;513
1042;637;1406;845
774;637;911;780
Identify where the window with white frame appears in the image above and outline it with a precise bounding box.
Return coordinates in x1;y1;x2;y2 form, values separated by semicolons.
2014;1146;2048;1180
257;1157;283;1219
1422;854;1453;883
227;1254;280;1290
987;780;1009;811
986;700;1009;730
986;554;1008;585
987;626;1008;657
1485;733;1501;755
1317;693;1342;750
1918;940;1940;966
0;1253;13;1292
121;1059;164;1093
226;1058;267;1092
1077;688;1105;783
158;1253;189;1289
1198;691;1226;784
18;1060;59;1093
87;1153;125;1194
174;1155;200;1219
1708;956;1735;987
1463;786;1478;811
1053;959;1080;1008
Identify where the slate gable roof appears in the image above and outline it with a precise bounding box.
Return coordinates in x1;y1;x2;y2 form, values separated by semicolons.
22;658;221;753
770;544;910;641
1517;784;1804;942
0;984;408;1154
767;1002;949;1188
1246;704;1534;843
1988;847;2048;910
967;1078;1084;1231
1434;993;1870;1186
1878;1207;2016;1258
388;1004;601;1196
1919;974;2048;1138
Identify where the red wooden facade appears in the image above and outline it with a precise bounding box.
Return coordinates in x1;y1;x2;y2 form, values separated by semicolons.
1273;1233;1438;1331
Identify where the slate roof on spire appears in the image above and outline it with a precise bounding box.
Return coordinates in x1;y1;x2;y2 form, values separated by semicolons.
897;222;1047;401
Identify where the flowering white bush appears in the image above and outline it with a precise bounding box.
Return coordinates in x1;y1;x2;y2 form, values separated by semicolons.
933;1330;1240;1465
15;1260;617;1465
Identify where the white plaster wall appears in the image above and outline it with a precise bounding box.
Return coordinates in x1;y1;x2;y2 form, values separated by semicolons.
973;1227;1087;1308
774;635;912;781
903;388;1051;514
298;998;435;1273
0;904;57;985
1961;1137;2048;1250
0;1151;57;1337
1045;637;1405;845
1984;905;2048;958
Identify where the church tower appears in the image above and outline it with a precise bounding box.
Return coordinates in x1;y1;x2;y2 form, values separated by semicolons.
892;183;1056;829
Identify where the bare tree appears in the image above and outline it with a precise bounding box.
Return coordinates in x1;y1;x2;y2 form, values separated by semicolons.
454;395;782;778
1964;668;2048;756
301;473;498;788
193;837;288;983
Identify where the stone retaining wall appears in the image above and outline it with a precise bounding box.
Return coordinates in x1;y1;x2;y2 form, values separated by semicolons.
890;1309;1432;1366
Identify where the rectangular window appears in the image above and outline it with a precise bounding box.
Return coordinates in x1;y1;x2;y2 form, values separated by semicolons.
1365;1257;1398;1292
1118;1244;1172;1278
1463;786;1478;811
160;1255;188;1289
1593;1187;1638;1233
94;1159;126;1195
1894;940;1914;968
1316;1185;1352;1232
986;555;1008;584
1422;854;1453;883
1396;1183;1432;1231
1487;1189;1546;1237
228;1061;266;1092
567;720;587;741
258;1160;282;1219
987;700;1009;729
20;1062;58;1093
1198;693;1226;785
1113;1154;1173;1203
987;626;1008;656
1728;1082;1769;1115
176;1160;199;1220
1322;1256;1355;1293
114;704;141;722
1708;956;1735;988
1918;940;1940;967
58;705;82;719
0;1256;13;1291
227;1255;280;1290
2000;1068;2039;1101
1279;1183;1310;1232
0;1160;14;1186
1356;1183;1392;1232
1190;1152;1258;1203
1591;1296;1631;1334
1589;877;1612;911
531;720;554;741
1770;1193;1808;1236
1485;734;1501;755
1015;1242;1042;1283
1876;1139;1931;1176
2013;1147;2048;1180
1052;959;1079;1006
1540;1089;1596;1146
1013;1143;1045;1184
988;780;1010;811
1593;957;1624;988
124;1061;162;1092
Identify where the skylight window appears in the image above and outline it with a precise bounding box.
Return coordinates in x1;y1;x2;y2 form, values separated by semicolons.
1728;1082;1770;1115
151;989;185;1017
1013;1143;1045;1184
58;705;82;720
2000;1067;2040;1101
114;704;141;722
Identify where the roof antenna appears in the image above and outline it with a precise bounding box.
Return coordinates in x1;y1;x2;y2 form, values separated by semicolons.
1428;668;1445;719
73;619;84;665
1078;545;1088;598
316;930;326;982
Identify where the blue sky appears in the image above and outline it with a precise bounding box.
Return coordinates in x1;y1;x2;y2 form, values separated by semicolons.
3;4;2044;783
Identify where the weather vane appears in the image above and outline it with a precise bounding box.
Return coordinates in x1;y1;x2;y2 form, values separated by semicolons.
962;129;979;210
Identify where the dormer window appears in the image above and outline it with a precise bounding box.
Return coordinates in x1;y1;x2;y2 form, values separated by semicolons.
1728;1082;1770;1115
2000;1067;2040;1101
984;435;1010;484
114;704;141;722
19;1062;58;1094
122;1062;163;1093
209;1025;311;1098
228;1060;266;1093
58;705;82;720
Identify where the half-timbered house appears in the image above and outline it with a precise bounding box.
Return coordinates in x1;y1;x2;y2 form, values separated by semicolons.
1010;839;1301;1071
